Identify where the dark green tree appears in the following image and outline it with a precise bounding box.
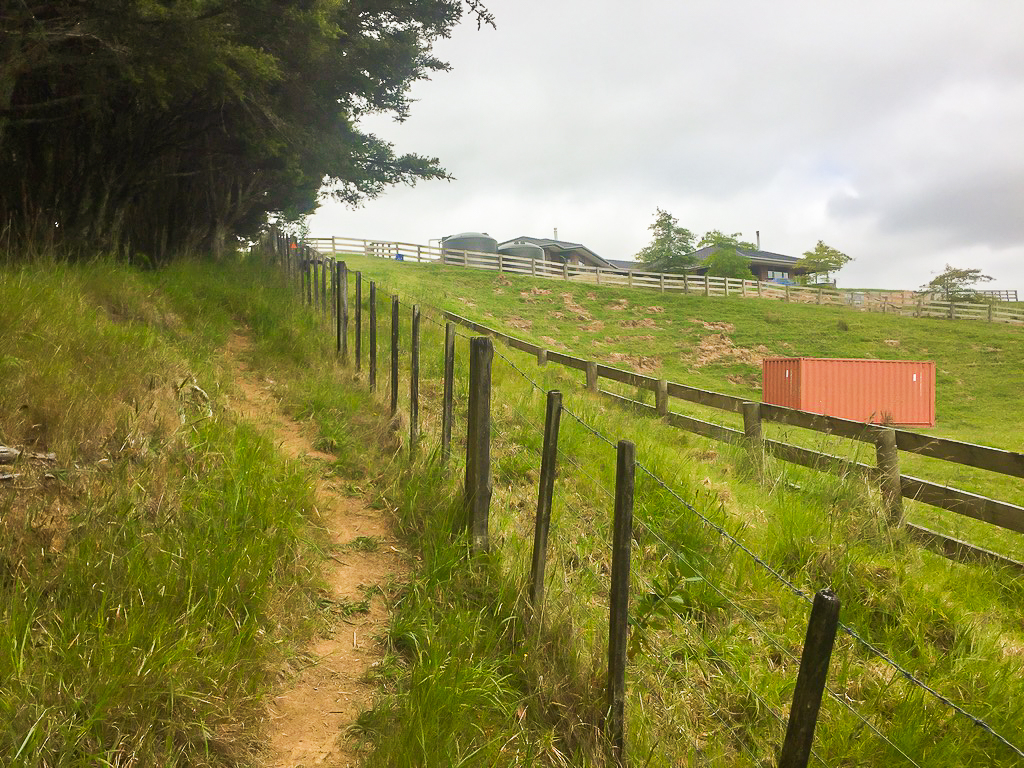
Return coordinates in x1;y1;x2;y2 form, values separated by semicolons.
634;209;698;273
699;230;754;279
922;264;994;301
0;0;492;262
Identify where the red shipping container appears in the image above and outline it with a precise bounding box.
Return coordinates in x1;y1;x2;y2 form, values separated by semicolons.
762;358;935;426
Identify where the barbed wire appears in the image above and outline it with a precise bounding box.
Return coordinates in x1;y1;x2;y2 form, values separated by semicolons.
353;282;1024;762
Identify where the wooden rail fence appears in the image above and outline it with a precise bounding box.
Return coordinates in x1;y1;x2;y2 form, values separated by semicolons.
305;235;1024;327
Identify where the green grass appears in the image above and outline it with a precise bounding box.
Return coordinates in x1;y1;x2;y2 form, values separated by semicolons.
332;254;1024;559
292;253;1024;765
6;250;1023;766
0;258;329;766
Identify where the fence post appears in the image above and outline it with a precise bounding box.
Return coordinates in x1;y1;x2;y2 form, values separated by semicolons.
312;257;319;311
757;280;763;298
321;256;328;321
607;439;635;765
369;282;378;391
331;235;337;255
586;361;599;392
683;274;689;295
817;287;823;305
785;285;791;302
498;252;503;273
390;296;400;418
704;276;710;297
465;337;494;554
948;301;955;320
532;258;537;277
537;348;548;367
873;426;903;526
628;271;633;288
563;261;569;280
656;379;669;417
659;273;665;292
529;390;563;611
742;401;764;473
777;589;841;768
441;322;456;467
988;301;994;322
305;257;313;309
340;262;349;362
410;305;420;447
596;268;601;285
355;272;362;371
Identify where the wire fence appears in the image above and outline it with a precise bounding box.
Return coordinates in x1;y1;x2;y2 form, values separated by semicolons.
259;231;1024;767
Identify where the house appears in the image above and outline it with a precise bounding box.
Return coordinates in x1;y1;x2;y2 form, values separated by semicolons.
498;236;613;269
683;245;806;283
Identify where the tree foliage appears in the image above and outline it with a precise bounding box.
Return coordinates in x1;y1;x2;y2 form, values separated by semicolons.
922;264;994;301
634;209;698;273
797;240;852;282
0;0;490;262
699;230;754;278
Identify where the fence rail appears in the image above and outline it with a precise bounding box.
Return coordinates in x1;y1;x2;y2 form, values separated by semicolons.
258;228;1024;767
305;235;1024;326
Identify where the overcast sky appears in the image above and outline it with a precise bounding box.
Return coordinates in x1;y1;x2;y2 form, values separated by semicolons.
309;0;1024;291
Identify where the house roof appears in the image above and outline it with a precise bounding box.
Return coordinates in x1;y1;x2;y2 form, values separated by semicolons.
499;236;613;268
606;259;641;270
689;245;802;269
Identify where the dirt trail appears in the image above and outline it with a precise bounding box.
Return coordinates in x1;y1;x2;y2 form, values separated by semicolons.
224;333;406;767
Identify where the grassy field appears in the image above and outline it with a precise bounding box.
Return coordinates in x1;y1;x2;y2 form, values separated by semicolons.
5;252;1023;766
329;254;1024;559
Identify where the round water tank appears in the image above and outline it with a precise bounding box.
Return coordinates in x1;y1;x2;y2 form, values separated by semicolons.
441;232;498;254
498;241;545;261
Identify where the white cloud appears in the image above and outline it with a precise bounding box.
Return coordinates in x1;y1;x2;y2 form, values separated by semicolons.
311;0;1024;291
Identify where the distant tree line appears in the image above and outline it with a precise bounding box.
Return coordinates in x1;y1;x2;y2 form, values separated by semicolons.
0;1;492;263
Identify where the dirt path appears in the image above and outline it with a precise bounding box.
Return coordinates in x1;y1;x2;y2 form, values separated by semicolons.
224;333;406;767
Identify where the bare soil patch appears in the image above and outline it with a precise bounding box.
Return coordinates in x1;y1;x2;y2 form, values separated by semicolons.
224;333;406;768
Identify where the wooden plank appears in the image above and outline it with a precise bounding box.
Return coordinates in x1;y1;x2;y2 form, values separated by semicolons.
595;364;658;390
905;524;1024;573
894;431;1024;479
607;439;635;764
760;403;875;442
665;381;745;413
545;350;590;372
900;475;1024;534
667;412;745;444
763;439;873;477
507;336;542;355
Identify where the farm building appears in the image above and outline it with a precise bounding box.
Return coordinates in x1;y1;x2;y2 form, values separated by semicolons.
497;236;613;269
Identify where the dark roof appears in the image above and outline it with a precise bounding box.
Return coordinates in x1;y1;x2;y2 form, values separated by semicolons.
689;245;801;267
606;259;641;270
499;236;613;268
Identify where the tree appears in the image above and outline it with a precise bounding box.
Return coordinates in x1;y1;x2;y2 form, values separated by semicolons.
634;209;698;273
0;1;494;262
922;265;994;301
797;241;852;284
699;230;755;279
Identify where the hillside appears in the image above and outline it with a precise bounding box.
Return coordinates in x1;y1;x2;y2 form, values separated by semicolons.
5;252;1024;766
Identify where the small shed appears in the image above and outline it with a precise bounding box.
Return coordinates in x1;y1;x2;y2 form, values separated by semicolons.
762;358;936;426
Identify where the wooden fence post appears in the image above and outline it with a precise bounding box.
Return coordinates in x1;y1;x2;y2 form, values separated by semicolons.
742;401;764;472
390;296;400;418
704;277;710;297
563;261;569;280
465;337;494;554
369;282;378;391
757;280;762;298
312;257;319;311
340;262;349;363
683;274;689;295
656;379;669;417
659;273;665;292
321;257;328;321
305;251;313;307
529;390;563;610
586;361;599;392
607;439;635;766
442;322;456;467
778;589;841;768
537;348;548;366
785;285;791;302
355;272;362;371
410;305;420;447
988;302;994;322
873;427;903;525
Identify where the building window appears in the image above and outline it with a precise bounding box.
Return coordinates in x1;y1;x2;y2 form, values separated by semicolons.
766;270;789;280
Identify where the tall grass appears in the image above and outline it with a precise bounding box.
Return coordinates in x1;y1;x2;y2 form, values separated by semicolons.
277;260;1024;766
0;259;326;766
